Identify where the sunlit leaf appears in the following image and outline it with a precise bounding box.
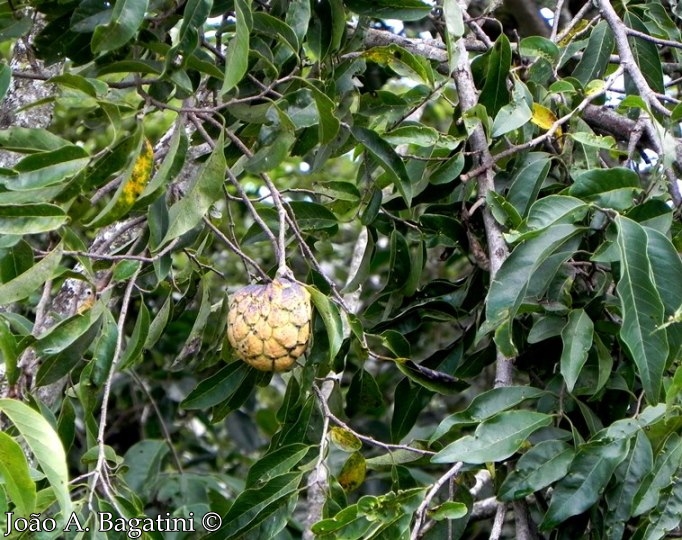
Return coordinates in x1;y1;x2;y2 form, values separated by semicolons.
432;411;553;464
0;399;72;519
0;244;62;305
91;0;149;53
572;21;615;86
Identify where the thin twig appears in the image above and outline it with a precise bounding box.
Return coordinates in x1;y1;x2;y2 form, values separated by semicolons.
550;0;565;42
189;114;281;265
490;502;508;540
203;217;268;281
599;0;670;117
460;65;625;182
625;26;682;49
303;379;334;540
555;1;596;44
410;462;464;540
312;383;434;456
129;370;184;474
88;264;142;515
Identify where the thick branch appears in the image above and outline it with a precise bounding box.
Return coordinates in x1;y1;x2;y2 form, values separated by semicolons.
453;34;513;387
598;0;670;117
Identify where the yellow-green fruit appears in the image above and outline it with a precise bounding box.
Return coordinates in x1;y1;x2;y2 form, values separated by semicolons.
227;278;312;371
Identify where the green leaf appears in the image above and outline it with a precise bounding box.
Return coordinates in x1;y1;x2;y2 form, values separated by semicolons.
90;311;118;387
352;126;412;206
429;501;468;521
160;133;226;247
431;386;546;442
520;36;560;62
346;368;384;417
209;472;303;539
181;362;255;410
642;477;682;540
479;35;512;117
0;204;67;235
0;319;18;385
35;302;104;357
523;195;588;232
363;44;433;86
633;433;682;516
0;431;36;517
492;98;532;137
572;21;615;86
561;309;594;393
0;399;72;518
343;0;431;21
432;411;553;464
246;444;311;487
506;153;551;218
569;167;641;211
569;131;616;150
616;216;668;403
252;12;299;54
394;358;466;395
384;125;439;147
644;227;682;364
222;0;252;93
175;0;213;55
305;285;343;363
385;228;411;292
140;120;187;202
92;0;149;53
487;191;523;229
0;244;62;305
35;312;103;387
604;431;653;538
119;301;150;369
624;11;665;94
308;0;344;60
0;128;73;153
122;440;169;494
245;130;296;174
499;440;574;501
294;79;340;144
429;153;465;185
541;438;629;530
0;63;10;102
484;224;581;347
0;14;31;41
5;145;89;190
443;0;464;39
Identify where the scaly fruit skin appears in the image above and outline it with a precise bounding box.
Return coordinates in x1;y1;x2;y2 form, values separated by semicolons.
227;278;312;371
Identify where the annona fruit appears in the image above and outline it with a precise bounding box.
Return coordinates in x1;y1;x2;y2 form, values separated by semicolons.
227;278;312;371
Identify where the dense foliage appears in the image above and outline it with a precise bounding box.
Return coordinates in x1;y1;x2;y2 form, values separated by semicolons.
0;0;681;538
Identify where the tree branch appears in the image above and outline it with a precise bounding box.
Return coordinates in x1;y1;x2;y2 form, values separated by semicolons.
453;28;513;387
598;0;670;118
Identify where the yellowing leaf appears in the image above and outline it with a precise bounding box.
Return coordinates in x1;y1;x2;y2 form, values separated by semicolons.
585;80;605;97
329;426;362;452
87;137;154;228
531;104;558;130
119;138;154;208
338;451;366;492
558;19;590;47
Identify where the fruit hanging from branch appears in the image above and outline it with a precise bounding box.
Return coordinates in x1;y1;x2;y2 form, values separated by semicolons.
227;277;313;372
